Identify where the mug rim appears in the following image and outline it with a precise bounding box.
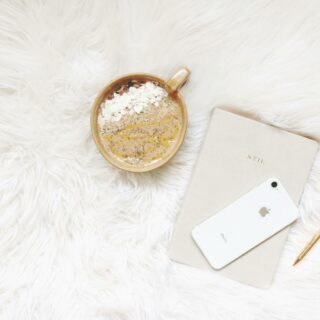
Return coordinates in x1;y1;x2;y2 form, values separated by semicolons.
90;72;188;173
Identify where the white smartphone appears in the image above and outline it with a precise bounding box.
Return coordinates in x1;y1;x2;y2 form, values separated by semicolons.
191;177;298;270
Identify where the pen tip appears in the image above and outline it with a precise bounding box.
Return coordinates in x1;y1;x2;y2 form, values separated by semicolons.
293;258;300;266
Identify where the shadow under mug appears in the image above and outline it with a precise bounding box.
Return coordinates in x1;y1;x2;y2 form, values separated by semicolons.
91;67;190;172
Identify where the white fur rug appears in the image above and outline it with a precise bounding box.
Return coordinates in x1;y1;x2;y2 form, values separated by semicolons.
0;1;320;319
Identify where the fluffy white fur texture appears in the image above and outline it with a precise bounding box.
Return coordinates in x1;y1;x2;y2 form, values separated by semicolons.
0;0;319;319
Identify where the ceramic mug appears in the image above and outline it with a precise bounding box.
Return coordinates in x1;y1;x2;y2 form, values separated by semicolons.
91;67;190;172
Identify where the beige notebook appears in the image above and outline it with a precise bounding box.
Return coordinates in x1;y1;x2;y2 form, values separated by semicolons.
169;108;318;288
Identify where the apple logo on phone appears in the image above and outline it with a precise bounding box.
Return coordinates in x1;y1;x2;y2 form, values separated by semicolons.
259;207;271;217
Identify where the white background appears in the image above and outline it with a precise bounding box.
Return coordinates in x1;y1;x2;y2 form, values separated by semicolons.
0;1;319;319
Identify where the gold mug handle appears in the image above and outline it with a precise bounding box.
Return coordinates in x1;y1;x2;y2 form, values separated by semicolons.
166;67;190;93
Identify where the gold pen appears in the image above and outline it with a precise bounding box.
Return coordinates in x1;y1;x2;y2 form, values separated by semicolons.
293;231;320;266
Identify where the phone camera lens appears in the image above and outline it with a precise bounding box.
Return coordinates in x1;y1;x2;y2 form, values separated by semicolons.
271;181;278;188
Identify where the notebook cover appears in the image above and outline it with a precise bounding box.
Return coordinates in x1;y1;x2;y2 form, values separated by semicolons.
169;108;318;288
